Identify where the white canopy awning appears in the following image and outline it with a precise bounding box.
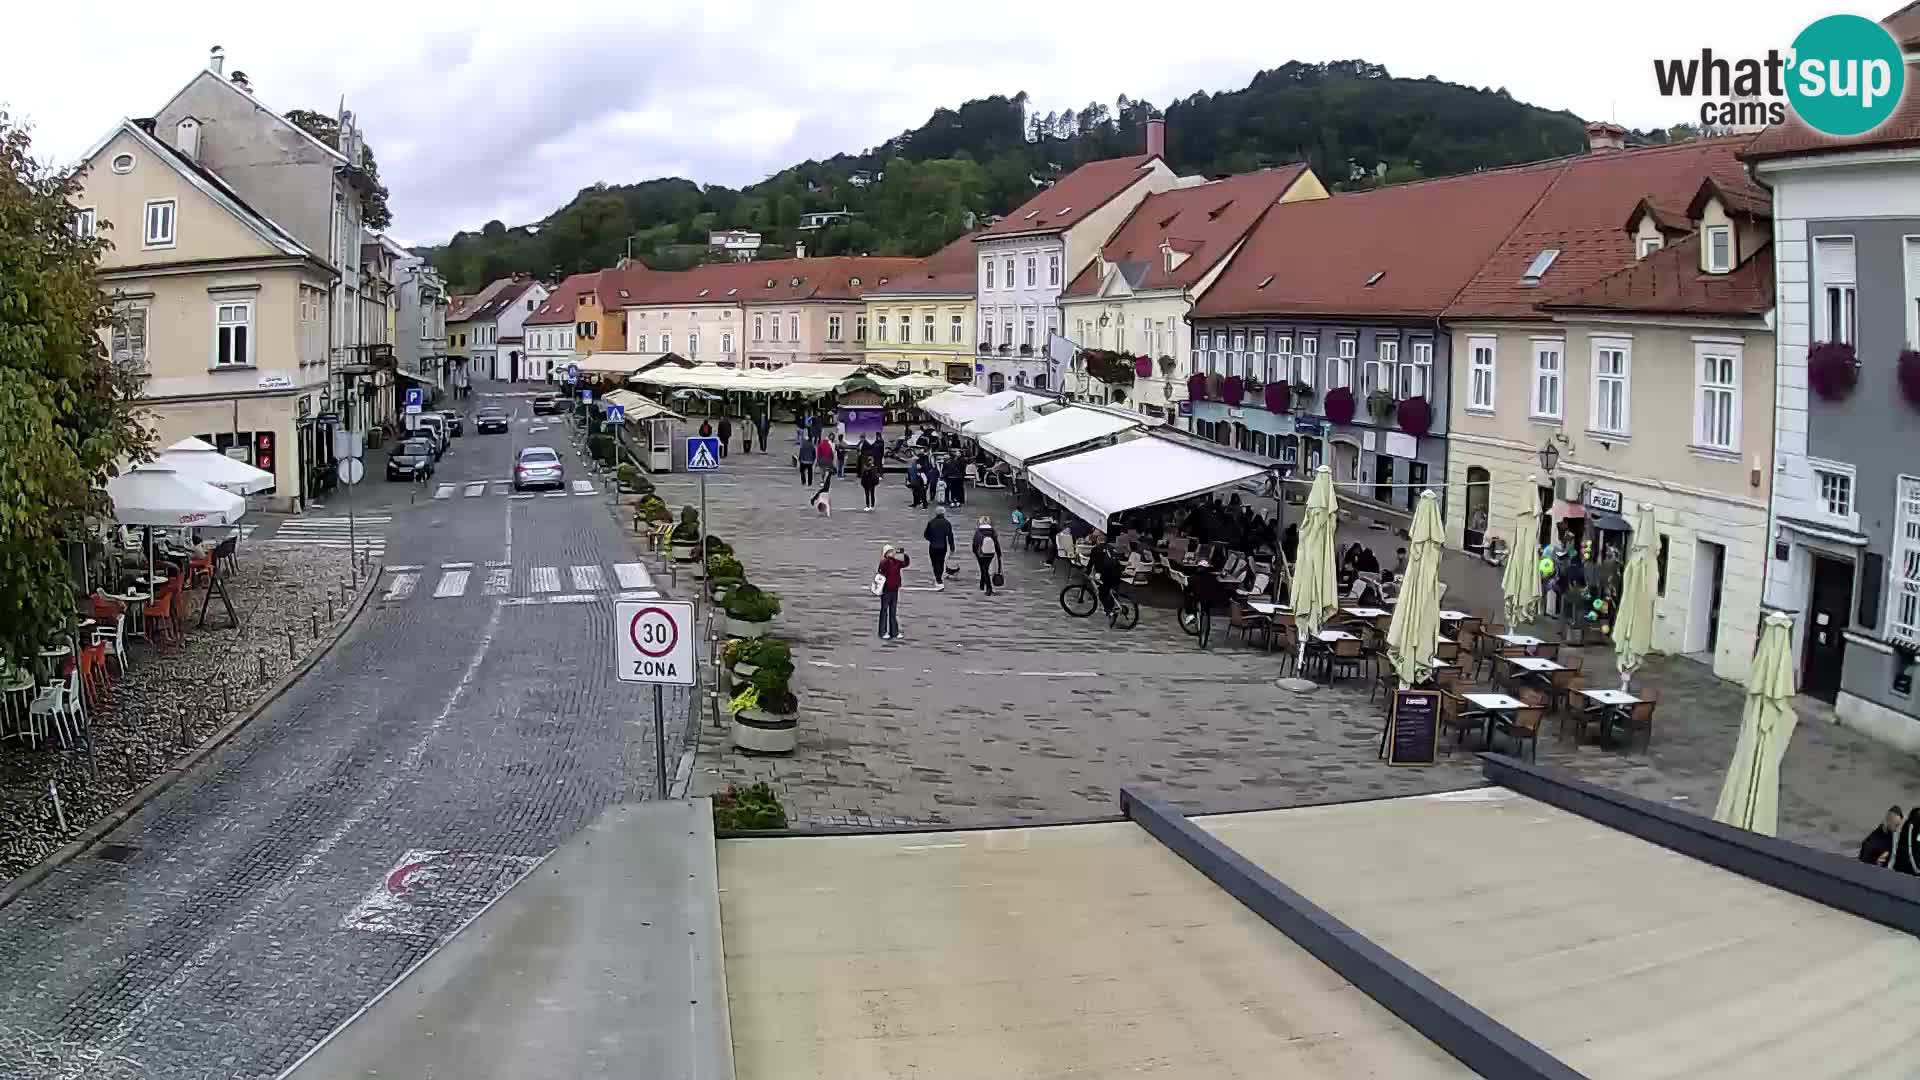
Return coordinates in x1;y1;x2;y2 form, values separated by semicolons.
978;406;1143;469
917;384;986;421
602;389;683;421
1026;437;1266;532
941;390;1053;433
156;441;277;494
106;466;249;527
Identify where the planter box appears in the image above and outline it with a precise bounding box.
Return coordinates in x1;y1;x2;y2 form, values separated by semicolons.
726;616;771;639
732;708;798;753
673;545;699;563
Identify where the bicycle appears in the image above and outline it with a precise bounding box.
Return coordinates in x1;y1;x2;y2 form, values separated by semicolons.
1059;569;1139;630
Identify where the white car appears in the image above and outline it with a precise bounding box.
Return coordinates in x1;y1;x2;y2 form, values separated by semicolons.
513;446;564;491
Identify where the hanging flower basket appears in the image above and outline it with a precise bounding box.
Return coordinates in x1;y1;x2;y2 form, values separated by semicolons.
1220;375;1245;405
1263;382;1288;413
1807;341;1859;401
1899;349;1920;410
1366;388;1397;420
1134;355;1153;379
1325;386;1356;425
1158;355;1177;375
1397;396;1431;436
1187;373;1208;401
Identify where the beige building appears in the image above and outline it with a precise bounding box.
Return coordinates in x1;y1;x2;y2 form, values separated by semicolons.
862;232;979;382
616;257;918;368
73;118;335;510
1445;166;1777;682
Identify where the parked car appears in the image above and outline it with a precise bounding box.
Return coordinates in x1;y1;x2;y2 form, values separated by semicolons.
475;407;510;434
532;392;572;416
513;446;565;491
413;414;449;457
386;438;437;482
437;409;463;436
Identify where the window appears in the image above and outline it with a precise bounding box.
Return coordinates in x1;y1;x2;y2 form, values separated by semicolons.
788;314;798;341
1297;336;1318;388
1399;340;1432;399
1003;258;1015;287
1116;322;1127;352
980;318;993;347
110;152;136;174
1815;237;1857;344
1705;226;1732;273
898;312;911;343
924;313;935;342
688;331;700;356
753;314;764;340
1003;320;1013;346
111;308;147;371
214;301;252;367
660;332;671;353
1269;335;1289;384
1333;337;1356;388
827;314;842;341
527;298;535;311
1467;336;1496;411
1026;255;1036;286
1023;319;1035;348
1817;468;1854;519
721;331;732;355
1637;235;1662;258
950;314;963;343
1048;253;1060;286
1046;311;1059;342
1893;476;1920;644
856;315;867;343
875;314;888;342
1366;338;1398;393
1206;331;1220;375
143;199;176;247
1530;340;1563;419
770;314;781;342
985;259;995;290
1591;339;1630;434
1694;343;1740;451
73;208;96;239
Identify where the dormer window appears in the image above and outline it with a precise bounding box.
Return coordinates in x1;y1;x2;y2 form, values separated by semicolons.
850;276;861;286
790;276;801;286
766;278;775;288
1023;210;1040;220
1705;226;1732;274
1637;235;1663;259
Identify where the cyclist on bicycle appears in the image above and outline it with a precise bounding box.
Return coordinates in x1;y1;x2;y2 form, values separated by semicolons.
1087;532;1123;615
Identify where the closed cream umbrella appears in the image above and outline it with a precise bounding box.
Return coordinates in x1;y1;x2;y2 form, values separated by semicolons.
1386;490;1445;688
1713;611;1799;837
1280;465;1339;692
1501;475;1542;627
1613;502;1659;691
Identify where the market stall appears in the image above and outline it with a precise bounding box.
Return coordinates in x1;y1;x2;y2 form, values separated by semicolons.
1025;435;1267;532
979;406;1144;470
601;389;684;471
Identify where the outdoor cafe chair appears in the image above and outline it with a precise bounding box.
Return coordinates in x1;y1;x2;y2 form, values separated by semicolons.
1439;692;1480;754
1327;636;1365;682
1226;601;1271;648
1615;692;1658;752
29;669;85;750
1548;656;1585;717
1493;690;1548;762
144;588;178;645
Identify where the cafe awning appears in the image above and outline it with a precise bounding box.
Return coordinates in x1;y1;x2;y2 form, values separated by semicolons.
1027;436;1266;532
155;438;277;495
943;390;1054;434
979;406;1143;469
917;384;986;422
105;466;249;527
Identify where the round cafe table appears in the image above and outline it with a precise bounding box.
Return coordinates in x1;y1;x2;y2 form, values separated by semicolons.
1;664;36;743
110;589;152;640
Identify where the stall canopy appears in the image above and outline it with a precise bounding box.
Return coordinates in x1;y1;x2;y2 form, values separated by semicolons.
917;384;986;422
978;406;1143;469
156;437;277;495
105;465;248;527
940;390;1054;432
602;389;683;421
1027;436;1266;532
575;352;665;377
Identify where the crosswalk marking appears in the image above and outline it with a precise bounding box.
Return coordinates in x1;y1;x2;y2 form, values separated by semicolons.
530;567;560;593
540;491;567;499
571;480;596;495
570;565;605;591
384;572;417;600
433;484;454;499
265;516;387;555
465;482;487;497
613;563;652;590
484;569;511;595
615;589;660;600
433;570;470;598
548;594;597;604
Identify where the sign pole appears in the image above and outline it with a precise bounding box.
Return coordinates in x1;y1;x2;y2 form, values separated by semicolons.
654;684;667;800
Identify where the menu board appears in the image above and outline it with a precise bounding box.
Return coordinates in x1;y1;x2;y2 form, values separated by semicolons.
1387;689;1441;766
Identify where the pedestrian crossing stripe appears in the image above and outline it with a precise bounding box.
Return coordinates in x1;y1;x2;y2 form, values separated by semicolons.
375;562;660;604
436;484;601;500
433;570;469;598
530;567;560;593
384;572;417;600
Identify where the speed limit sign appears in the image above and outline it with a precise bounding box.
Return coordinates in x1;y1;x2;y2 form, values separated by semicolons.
616;600;694;685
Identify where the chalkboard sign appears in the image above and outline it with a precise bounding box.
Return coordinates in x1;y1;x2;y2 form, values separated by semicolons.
1387;689;1441;766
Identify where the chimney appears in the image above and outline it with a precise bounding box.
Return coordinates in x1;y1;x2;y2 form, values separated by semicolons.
175;117;201;160
208;46;225;75
1585;121;1627;153
795;242;806;260
230;70;251;93
1145;116;1166;159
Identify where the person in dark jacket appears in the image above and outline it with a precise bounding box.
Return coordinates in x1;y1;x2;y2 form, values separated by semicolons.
908;457;929;508
1861;805;1904;867
1892;807;1920;876
716;417;732;457
876;545;910;639
797;434;817;486
756;412;771;454
924;507;954;590
971;516;1001;595
859;458;881;512
944;455;966;507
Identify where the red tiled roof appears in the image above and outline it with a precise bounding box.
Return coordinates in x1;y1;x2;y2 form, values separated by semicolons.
526;271;600;325
1063;165;1310;299
466;278;536;323
975;155;1162;241
1745;8;1920;163
1191;163;1563;320
865;232;983;296
1443;137;1763;320
1885;0;1920;46
1539;233;1774;317
621;256;920;306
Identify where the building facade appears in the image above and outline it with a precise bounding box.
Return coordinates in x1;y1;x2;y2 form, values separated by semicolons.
861;232;978;381
391;245;448;406
526;272;606;382
617;257;916;368
1749;46;1920;745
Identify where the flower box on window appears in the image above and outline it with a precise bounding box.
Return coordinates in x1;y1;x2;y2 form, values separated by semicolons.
1018;344;1034;357
1134;355;1154;379
1187;373;1209;401
1807;341;1859;401
1158;355;1177;375
1263;382;1288;413
1325;386;1356;425
1221;375;1245;406
1366;388;1397;420
1396;395;1431;436
977;342;991;355
1898;349;1920;411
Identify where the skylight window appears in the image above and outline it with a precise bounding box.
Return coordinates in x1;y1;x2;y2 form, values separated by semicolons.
727;288;738;296
766;279;775;288
1024;210;1040;220
790;277;801;286
1257;274;1275;289
1520;248;1561;285
697;288;709;297
1055;206;1073;216
850;276;861;286
1365;271;1385;287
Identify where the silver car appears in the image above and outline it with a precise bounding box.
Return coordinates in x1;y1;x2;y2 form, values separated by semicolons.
513;446;564;491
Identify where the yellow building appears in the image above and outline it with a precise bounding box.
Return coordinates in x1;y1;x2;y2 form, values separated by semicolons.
861;233;979;382
72;118;335;510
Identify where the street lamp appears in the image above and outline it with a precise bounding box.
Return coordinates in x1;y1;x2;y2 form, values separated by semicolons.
1537;440;1559;473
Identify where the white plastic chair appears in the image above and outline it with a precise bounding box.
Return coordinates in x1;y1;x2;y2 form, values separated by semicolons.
94;613;127;674
30;671;85;749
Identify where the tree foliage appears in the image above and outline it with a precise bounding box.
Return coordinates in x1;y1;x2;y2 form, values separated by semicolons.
285;109;393;230
422;60;1590;290
0;113;153;665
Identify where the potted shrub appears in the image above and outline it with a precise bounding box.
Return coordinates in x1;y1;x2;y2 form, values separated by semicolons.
1158;355;1177;376
1807;341;1859;401
640;494;672;523
730;664;799;753
1133;355;1154;379
708;552;745;601
1366;388;1397;421
617;462;652;495
1291;380;1314;403
723;583;783;638
672;507;701;563
711;782;789;830
1186;373;1208;401
1325;386;1356;424
1397;396;1432;436
1263;382;1288;413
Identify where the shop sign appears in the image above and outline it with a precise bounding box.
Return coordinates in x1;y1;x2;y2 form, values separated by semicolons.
1293;416;1328;436
1586;486;1623;514
257;373;294;390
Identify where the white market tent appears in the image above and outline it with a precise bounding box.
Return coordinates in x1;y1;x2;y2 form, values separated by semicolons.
156;437;276;495
916;384;986;422
630;362;948;397
105;465;248;527
1027;436;1267;532
978;406;1144;469
939;390;1054;434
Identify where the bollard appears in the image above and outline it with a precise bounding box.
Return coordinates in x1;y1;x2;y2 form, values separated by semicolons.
285;628;295;660
257;648;268;681
310;608;320;639
327;593;335;623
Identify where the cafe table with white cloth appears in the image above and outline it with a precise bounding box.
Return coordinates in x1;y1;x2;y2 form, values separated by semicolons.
1495;632;1544;648
1341;606;1390;619
1502;655;1565;691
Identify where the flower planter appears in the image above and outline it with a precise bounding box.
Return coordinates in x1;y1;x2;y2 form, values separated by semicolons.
1186;373;1209;401
1807;341;1859;401
731;707;798;753
1263;382;1288;413
1133;355;1154;379
1220;375;1244;406
1366;390;1397;421
1324;386;1356;425
728;661;759;692
1397;395;1431;436
726;615;771;639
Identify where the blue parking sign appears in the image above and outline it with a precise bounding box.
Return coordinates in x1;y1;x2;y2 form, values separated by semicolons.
685;437;722;472
403;387;424;406
579;389;593;403
606;404;626;425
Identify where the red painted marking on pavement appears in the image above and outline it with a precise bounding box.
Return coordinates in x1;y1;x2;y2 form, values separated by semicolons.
386;859;428;895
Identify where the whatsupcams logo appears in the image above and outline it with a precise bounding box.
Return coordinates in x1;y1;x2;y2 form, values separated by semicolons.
1653;14;1906;135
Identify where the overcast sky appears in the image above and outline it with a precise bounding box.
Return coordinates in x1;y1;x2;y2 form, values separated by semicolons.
7;0;1818;247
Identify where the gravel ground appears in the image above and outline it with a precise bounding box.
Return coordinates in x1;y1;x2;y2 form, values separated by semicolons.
0;545;360;883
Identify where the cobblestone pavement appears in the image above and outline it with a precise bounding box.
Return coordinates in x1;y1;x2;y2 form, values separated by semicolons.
0;382;692;1080
690;452;1920;854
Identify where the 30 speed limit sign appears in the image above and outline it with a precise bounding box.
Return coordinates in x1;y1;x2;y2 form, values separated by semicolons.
615;600;695;684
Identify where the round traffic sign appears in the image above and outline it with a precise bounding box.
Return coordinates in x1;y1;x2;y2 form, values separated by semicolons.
628;606;680;658
339;458;366;485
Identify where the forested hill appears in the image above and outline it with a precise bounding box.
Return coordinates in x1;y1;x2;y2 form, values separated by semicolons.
425;60;1603;291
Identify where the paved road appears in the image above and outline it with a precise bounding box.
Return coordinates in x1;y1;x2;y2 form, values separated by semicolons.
0;381;691;1080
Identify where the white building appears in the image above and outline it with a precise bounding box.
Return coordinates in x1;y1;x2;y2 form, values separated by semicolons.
708;229;762;261
525;272;596;382
450;276;549;383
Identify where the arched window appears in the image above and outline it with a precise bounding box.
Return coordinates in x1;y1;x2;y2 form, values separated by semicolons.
1465;466;1491;550
989;372;1006;393
1033;372;1048;390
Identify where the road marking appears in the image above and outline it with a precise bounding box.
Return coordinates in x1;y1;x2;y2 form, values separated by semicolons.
498;596;542;606
483;568;511;595
614;589;660;600
613;563;652;589
530;567;560;593
530;425;550;434
486;560;512;568
433;570;470;598
570;565;605;591
383;572;417;600
385;565;424;573
464;482;487;497
509;493;535;501
548;593;597;604
571;480;596;495
433;484;454;500
441;561;474;569
540;491;568;498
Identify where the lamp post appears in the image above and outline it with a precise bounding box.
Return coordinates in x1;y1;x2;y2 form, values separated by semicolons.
1537;440;1559;474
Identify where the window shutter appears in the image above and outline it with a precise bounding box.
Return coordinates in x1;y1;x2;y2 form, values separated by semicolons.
1816;237;1856;284
1859;551;1883;630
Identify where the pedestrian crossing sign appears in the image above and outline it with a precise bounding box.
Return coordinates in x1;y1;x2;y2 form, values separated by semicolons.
685;436;722;472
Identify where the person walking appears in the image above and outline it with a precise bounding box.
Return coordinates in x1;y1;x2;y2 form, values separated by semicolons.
908;457;929;509
943;455;965;507
1892;807;1920;876
797;433;817;486
876;545;910;639
756;412;771;455
859;458;881;512
971;515;1002;595
924;507;954;590
810;468;833;516
717;417;732;458
816;433;836;482
1861;806;1904;867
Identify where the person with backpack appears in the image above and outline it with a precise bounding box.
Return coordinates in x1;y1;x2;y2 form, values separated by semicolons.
924;507;954;590
797;433;817;486
876;545;910;640
859;457;882;512
717;417;733;458
971;515;1002;595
